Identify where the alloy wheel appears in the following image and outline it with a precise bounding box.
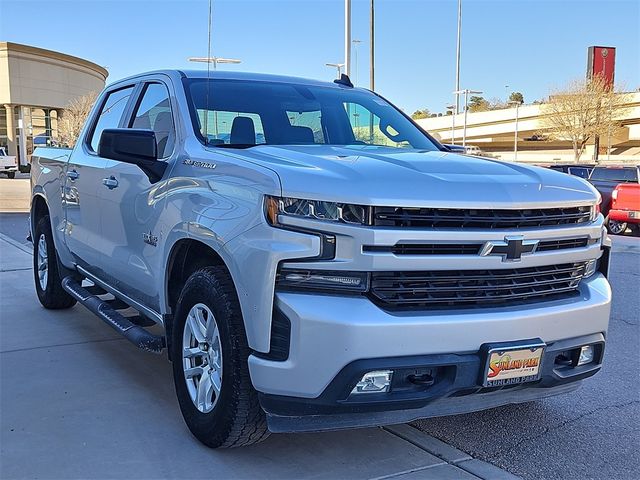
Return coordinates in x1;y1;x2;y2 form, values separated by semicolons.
182;303;223;413
37;233;48;290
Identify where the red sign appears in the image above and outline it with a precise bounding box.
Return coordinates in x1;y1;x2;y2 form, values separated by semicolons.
587;46;616;90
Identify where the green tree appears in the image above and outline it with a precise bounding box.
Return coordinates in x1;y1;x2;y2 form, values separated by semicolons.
411;108;430;120
468;96;490;112
509;92;524;104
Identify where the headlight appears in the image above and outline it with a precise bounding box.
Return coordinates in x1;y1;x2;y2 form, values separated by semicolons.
266;196;370;226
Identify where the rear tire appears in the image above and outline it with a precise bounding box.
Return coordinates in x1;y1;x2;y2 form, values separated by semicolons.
607;218;627;235
171;266;269;448
33;215;76;309
7;171;15;179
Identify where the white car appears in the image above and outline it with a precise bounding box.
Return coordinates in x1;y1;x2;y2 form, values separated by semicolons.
464;145;483;156
0;147;18;178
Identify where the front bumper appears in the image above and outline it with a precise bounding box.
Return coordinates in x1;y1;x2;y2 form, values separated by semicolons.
259;332;604;432
249;274;611;399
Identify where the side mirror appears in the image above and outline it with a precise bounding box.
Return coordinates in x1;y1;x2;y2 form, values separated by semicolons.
98;129;166;183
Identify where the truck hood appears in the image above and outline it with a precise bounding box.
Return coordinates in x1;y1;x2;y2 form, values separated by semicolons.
235;145;599;208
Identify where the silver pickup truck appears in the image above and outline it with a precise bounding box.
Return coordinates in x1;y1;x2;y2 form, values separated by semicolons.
30;70;612;448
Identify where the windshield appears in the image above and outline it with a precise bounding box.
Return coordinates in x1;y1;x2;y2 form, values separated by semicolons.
184;78;439;150
590;167;638;182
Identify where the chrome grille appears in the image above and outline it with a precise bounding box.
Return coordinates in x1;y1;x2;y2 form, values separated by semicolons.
369;262;587;309
373;206;592;229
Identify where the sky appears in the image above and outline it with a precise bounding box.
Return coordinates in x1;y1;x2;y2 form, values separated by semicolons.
1;0;638;114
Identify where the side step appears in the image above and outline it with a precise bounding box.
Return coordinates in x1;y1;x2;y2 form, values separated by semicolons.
62;277;166;354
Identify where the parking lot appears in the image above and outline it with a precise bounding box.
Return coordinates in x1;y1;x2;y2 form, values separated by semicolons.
1;177;638;479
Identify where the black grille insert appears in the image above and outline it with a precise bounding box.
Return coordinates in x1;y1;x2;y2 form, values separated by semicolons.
373;206;592;229
369;262;587;309
363;238;590;256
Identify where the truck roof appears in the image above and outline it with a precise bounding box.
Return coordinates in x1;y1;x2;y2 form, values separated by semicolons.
108;69;351;90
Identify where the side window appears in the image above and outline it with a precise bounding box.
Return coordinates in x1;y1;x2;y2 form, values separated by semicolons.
343;102;411;148
89;86;135;152
130;83;175;158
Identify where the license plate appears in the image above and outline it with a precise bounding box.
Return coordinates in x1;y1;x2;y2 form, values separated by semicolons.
629;211;638;219
483;343;545;387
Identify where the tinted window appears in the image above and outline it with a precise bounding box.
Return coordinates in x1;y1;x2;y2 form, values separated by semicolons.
90;86;134;152
186;79;438;150
590;168;638;182
130;83;175;158
197;110;266;145
568;167;589;179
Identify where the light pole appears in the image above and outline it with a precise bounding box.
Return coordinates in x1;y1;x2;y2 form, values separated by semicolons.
370;0;375;91
446;105;456;144
508;100;521;161
453;89;482;147
188;57;241;138
188;56;241;70
352;39;362;86
454;0;462;113
345;0;352;77
325;63;344;79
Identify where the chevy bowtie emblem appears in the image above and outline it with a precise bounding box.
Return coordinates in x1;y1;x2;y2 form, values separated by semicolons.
481;236;539;262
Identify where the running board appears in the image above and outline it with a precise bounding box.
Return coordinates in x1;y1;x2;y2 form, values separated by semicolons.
61;277;165;354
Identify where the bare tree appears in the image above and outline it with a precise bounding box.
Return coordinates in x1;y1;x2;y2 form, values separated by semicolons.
540;76;630;161
56;92;98;147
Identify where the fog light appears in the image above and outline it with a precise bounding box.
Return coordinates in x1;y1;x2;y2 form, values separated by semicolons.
577;345;595;366
584;259;598;278
351;370;393;394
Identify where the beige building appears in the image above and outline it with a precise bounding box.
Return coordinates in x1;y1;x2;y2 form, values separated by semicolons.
0;42;107;166
417;92;640;164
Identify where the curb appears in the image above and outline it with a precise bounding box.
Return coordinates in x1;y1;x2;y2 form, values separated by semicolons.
384;424;522;480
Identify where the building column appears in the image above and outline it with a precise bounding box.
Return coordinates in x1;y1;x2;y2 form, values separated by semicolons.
3;104;16;156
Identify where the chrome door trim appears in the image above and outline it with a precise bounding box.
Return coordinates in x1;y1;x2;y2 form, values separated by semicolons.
76;265;163;325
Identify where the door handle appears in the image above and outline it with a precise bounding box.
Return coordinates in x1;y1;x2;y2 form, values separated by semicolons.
102;176;119;189
66;169;79;180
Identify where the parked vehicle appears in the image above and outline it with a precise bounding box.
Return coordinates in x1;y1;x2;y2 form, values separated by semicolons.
30;70;612;448
442;143;466;153
0;147;18;178
547;164;594;179
607;183;640;235
464;145;483;156
588;165;640;215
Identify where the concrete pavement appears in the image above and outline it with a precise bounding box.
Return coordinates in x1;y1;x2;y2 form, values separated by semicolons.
0;177;30;213
414;236;640;480
0;234;518;479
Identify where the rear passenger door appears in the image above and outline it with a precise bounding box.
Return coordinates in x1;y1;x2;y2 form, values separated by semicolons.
97;80;176;312
64;85;135;273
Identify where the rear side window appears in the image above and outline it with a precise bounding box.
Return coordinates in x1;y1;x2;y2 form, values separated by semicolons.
130;83;175;158
89;86;135;152
590;168;638;182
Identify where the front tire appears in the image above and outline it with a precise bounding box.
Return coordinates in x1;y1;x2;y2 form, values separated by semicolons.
33;215;76;309
171;266;269;448
7;171;16;179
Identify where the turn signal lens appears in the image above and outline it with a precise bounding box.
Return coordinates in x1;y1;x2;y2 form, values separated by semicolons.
276;269;369;293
